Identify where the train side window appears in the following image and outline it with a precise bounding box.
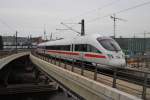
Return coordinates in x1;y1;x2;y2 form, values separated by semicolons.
45;45;70;51
59;46;62;50
49;45;55;50
82;44;87;52
52;46;55;50
75;44;80;51
74;44;101;53
64;45;70;51
59;45;70;51
75;44;78;51
68;45;71;51
87;44;101;53
75;44;87;52
87;45;91;52
55;46;59;50
46;46;55;50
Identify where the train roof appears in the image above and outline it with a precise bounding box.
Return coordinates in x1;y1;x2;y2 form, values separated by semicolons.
38;34;105;46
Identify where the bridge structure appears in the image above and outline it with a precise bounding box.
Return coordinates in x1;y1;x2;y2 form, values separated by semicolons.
0;51;149;100
30;52;143;100
0;51;30;70
0;51;58;96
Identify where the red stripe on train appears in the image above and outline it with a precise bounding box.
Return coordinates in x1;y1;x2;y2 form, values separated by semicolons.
84;54;106;58
47;50;79;55
47;50;105;58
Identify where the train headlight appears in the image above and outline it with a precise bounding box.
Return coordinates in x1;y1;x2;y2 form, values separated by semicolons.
107;54;113;59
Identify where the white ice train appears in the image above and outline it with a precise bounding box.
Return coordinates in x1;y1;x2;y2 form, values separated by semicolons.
37;34;126;67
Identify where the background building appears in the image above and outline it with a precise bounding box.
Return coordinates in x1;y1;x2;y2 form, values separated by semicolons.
2;36;43;50
115;38;150;56
0;36;3;50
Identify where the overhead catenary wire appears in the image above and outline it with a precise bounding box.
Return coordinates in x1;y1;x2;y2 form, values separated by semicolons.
59;0;122;37
43;0;150;39
54;0;121;36
64;0;121;22
0;18;16;32
116;1;150;14
45;0;138;37
61;22;81;35
87;1;150;23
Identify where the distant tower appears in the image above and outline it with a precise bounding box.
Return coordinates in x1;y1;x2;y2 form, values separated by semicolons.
50;32;52;41
44;24;46;41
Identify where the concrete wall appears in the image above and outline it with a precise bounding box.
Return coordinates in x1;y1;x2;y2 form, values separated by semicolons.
30;54;141;100
0;52;30;70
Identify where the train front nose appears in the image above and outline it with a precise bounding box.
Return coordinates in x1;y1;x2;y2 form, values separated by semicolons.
109;59;126;67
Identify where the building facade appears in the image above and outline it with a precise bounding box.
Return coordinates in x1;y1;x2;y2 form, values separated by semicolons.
115;38;150;56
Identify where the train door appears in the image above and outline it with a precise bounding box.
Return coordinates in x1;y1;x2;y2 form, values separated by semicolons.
74;44;86;61
81;44;87;62
72;44;77;60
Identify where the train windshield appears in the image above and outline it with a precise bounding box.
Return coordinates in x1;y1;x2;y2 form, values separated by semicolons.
97;38;121;51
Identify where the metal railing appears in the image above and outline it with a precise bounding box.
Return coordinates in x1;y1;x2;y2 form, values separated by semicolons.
32;51;150;100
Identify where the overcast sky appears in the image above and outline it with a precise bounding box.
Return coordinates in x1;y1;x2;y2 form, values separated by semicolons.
0;0;150;39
